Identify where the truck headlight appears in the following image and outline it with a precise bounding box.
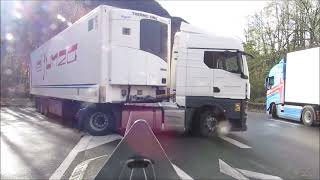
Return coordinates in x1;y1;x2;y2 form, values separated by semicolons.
234;103;241;112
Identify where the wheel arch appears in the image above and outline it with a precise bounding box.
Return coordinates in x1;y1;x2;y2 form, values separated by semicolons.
268;102;276;114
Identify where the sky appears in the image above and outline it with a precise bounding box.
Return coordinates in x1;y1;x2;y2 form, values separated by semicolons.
158;1;270;41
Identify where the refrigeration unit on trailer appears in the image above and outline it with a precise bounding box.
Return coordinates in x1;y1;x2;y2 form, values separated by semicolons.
265;47;320;125
30;5;251;136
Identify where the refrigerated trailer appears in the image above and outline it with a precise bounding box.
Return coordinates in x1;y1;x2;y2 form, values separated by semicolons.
30;5;251;136
265;47;320;125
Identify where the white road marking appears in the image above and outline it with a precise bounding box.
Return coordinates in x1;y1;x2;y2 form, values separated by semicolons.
69;155;109;180
172;163;194;180
236;168;283;180
49;134;122;180
219;136;251;149
51;132;193;180
269;118;301;126
49;135;91;180
219;159;248;180
219;159;283;180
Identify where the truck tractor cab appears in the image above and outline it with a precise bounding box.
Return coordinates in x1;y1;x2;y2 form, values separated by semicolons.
265;59;285;117
170;23;250;135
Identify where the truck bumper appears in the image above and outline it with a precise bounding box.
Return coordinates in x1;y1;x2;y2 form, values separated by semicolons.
185;97;248;132
228;100;248;131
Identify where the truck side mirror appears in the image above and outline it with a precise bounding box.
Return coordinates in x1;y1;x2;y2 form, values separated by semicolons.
264;77;270;90
241;72;248;79
264;77;268;88
264;76;274;90
242;52;254;59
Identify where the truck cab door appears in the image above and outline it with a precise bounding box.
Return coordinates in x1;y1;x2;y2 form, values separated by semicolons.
213;69;246;99
204;51;247;99
185;49;214;97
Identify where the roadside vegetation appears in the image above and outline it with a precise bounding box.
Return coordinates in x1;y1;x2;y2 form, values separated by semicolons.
244;0;320;102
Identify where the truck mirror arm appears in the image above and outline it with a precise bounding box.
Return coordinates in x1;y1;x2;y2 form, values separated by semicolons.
241;51;255;59
241;72;248;79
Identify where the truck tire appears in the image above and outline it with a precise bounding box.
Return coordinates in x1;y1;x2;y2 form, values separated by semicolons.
198;110;219;137
271;104;278;118
301;106;315;126
84;110;115;136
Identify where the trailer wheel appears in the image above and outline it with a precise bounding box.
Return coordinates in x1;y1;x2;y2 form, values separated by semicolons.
271;104;278;118
84;110;115;136
302;106;315;126
199;110;219;137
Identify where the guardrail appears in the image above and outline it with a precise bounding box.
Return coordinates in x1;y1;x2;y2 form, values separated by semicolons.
248;102;265;112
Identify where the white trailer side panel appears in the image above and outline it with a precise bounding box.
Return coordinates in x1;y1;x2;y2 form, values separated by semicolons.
30;6;171;103
285;47;320;105
30;7;104;102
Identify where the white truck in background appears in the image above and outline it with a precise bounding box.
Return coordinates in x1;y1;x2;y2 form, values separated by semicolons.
30;5;251;136
265;47;320;125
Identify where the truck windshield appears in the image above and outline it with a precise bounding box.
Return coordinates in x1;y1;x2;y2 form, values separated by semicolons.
204;51;243;74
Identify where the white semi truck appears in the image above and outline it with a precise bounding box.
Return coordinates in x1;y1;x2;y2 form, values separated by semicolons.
30;5;251;136
265;47;320;125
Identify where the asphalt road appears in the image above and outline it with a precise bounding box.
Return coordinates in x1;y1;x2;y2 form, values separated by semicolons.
1;107;319;180
0;107;82;180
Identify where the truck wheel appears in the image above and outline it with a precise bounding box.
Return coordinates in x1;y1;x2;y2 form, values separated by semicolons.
199;110;219;137
84;110;115;136
302;106;315;126
271;104;278;118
